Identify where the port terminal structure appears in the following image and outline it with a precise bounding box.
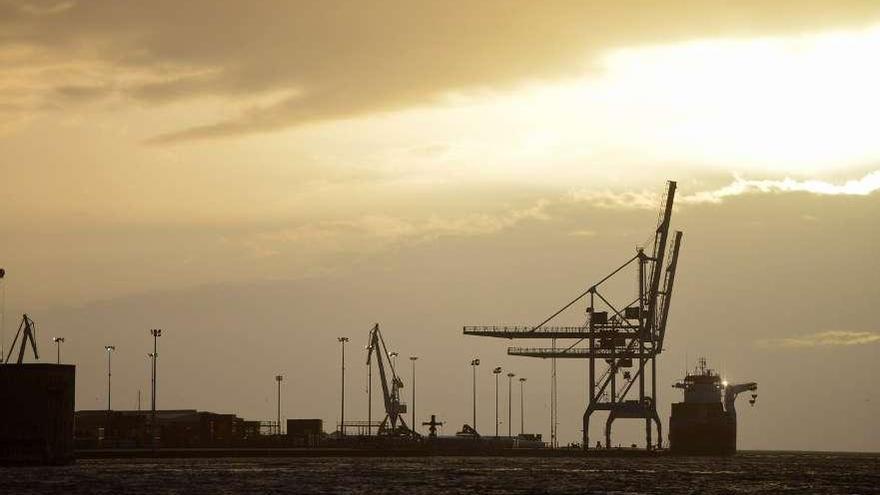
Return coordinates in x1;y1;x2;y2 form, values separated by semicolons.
464;181;682;451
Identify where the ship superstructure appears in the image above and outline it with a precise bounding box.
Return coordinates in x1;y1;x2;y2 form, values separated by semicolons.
669;358;757;454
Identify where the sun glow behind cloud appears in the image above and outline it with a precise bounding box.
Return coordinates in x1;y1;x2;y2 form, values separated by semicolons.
592;28;880;173
313;24;880;186
682;171;880;204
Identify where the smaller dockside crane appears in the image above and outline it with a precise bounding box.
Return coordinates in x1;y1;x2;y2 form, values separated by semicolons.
366;323;416;437
4;314;40;364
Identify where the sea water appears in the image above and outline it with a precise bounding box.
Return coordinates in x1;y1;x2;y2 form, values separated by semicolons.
1;451;878;494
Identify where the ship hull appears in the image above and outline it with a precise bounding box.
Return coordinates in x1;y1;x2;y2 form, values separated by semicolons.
669;402;736;455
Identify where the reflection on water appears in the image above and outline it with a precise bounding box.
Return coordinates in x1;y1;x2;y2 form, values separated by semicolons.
1;452;878;494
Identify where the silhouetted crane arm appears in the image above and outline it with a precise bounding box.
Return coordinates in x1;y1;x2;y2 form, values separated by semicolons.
657;231;683;349
368;324;395;418
646;181;676;335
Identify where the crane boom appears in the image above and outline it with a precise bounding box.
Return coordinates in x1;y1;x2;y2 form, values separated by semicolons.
646;181;676;337
657;230;683;350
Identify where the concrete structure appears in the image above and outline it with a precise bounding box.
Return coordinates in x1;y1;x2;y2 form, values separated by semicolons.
0;364;76;464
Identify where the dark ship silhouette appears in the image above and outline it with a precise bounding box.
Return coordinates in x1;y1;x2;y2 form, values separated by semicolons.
669;358;757;455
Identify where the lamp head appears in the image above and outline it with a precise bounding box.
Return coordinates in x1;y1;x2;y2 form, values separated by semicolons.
493;367;502;374
105;345;115;352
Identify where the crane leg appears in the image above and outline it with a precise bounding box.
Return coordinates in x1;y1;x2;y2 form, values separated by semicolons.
604;412;614;449
583;408;590;451
653;411;663;449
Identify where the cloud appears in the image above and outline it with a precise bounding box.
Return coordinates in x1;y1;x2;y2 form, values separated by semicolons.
15;0;75;16
238;200;551;259
681;170;880;204
567;170;880;211
758;330;880;348
3;0;880;142
568;189;661;210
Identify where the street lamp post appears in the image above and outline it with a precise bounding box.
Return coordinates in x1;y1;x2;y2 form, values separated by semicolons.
53;337;65;364
275;375;283;435
150;328;161;446
507;372;515;438
471;359;480;431
409;356;418;433
519;377;527;435
338;337;349;436
366;344;373;436
147;353;156;441
493;366;502;437
0;267;5;364
104;345;115;411
150;329;161;412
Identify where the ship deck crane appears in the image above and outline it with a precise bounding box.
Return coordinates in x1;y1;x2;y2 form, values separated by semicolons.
366;323;416;437
724;382;758;419
464;181;683;451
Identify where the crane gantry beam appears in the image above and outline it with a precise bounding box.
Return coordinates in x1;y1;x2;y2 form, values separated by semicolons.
506;347;658;359
463;325;642;339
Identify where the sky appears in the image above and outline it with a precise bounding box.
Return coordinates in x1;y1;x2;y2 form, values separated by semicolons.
1;0;879;452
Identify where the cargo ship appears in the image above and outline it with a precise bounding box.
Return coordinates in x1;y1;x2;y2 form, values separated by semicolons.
669;358;757;455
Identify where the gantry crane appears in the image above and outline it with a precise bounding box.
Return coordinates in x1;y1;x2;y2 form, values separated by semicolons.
366;323;416;437
464;181;683;450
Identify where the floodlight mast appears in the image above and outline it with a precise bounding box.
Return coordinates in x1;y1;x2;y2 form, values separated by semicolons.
470;358;480;433
53;337;65;364
0;268;5;364
105;345;115;411
338;337;349;435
